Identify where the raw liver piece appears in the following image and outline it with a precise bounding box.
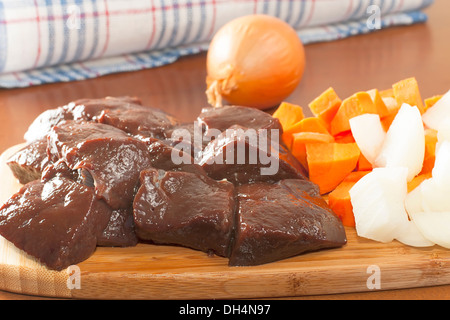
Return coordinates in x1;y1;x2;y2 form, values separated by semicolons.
47;120;131;162
47;120;153;209
42;161;139;248
229;179;347;266
97;207;138;247
69;96;143;121
133;168;236;257
197;105;283;143
97;106;179;141
41;159;92;188
0;177;112;271
24;96;142;142
165;122;212;152
7;136;51;184
146;138;206;176
199;126;307;185
24;106;72;142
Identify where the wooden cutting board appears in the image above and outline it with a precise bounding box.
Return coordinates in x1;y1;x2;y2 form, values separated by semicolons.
1;144;450;300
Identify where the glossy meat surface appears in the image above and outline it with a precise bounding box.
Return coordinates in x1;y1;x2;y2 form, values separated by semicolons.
98;106;178;140
24;96;141;142
229;179;347;266
97;207;138;247
48;121;153;209
200;126;306;185
197;105;283;139
146;138;206;175
7;137;51;184
3;97;348;270
24;106;72;142
69;96;142;121
0;177;112;271
133;169;236;257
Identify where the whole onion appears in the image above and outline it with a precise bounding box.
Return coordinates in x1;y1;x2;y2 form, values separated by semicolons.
206;14;306;110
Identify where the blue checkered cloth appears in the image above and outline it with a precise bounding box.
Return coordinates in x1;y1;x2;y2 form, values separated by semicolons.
0;0;434;88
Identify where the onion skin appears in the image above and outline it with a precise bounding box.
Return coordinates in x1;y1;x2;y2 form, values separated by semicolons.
206;14;306;110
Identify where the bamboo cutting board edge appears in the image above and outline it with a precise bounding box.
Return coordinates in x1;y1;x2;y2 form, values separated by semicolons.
2;144;450;299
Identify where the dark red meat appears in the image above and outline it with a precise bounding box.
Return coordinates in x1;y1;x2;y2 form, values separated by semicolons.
97;106;178;141
197;105;283;140
47;120;153;209
199;125;307;185
7;137;51;184
228;179;347;266
133;169;236;257
24;96;141;142
0;177;112;271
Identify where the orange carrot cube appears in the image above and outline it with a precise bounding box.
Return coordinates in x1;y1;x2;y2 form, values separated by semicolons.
392;77;425;114
272;101;305;131
330;92;378;136
306;142;361;194
308;87;342;129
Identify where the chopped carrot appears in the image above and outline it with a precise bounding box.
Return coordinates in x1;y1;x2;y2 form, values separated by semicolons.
380;105;401;131
328;181;356;227
282;117;329;149
343;170;371;182
392;77;425;114
424;95;442;111
334;131;355;143
272;102;305;131
330;92;378;136
291;132;334;170
270;78;445;203
328;170;370;227
357;153;372;171
308;87;342;129
367;89;390;118
379;88;394;99
381;97;399;115
420;128;438;175
306;142;361;194
407;172;432;193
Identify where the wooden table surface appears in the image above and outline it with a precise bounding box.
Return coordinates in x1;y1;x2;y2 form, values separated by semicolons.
1;0;449;300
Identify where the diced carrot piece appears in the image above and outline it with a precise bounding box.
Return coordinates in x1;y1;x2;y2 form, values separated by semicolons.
420;128;438;175
272;102;305;131
328;170;370;227
334;131;355;143
306;142;361;194
343;170;371;182
381;97;399;115
308;87;342;129
424;95;443;112
330;92;378;136
367;89;390;118
328;181;356;227
380;104;401;131
282;117;329;149
291;132;334;170
392;77;425;114
357;153;372;171
407;172;432;193
380;88;394;99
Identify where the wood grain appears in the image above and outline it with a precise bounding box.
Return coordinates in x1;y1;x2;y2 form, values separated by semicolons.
2;145;450;300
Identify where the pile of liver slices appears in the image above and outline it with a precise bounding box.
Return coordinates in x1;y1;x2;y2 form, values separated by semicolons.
0;96;346;271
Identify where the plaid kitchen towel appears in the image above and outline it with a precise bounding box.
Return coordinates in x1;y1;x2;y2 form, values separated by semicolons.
0;0;434;88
